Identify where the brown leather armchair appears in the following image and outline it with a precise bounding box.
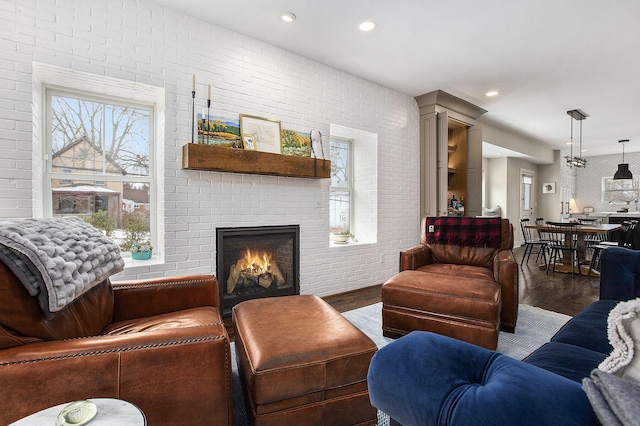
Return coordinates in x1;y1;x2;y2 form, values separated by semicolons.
382;217;519;349
0;261;232;425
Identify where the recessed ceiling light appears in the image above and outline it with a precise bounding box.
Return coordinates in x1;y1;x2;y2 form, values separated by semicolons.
359;21;376;32
485;91;499;97
281;12;296;23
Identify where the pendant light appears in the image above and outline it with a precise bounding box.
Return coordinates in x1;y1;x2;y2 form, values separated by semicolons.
613;139;633;180
564;109;587;168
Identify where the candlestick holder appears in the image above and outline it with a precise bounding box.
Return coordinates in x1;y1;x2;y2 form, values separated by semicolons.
191;90;196;144
206;99;211;145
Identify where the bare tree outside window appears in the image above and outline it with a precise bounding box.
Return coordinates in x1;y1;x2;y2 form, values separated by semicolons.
47;91;154;254
602;177;639;205
51;95;150;176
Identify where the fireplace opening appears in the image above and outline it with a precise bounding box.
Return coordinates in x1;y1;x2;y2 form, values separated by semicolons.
216;225;300;316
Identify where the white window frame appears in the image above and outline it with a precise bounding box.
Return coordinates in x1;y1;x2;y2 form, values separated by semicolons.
602;176;639;205
43;87;156;255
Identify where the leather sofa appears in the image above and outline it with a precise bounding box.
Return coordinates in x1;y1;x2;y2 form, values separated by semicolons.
368;246;640;425
0;261;233;425
382;217;518;349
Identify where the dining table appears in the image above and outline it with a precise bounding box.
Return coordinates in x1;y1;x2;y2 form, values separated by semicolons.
525;222;621;275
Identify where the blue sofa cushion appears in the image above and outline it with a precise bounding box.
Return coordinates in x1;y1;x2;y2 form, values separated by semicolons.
600;247;640;300
368;331;598;426
523;341;608;383
550;299;617;354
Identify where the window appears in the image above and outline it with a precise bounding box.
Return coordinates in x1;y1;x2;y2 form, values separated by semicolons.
521;174;533;211
328;124;378;245
602;177;639;205
45;89;154;254
330;138;352;235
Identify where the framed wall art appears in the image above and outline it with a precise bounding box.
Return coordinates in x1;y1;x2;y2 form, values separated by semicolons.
197;114;240;147
239;114;282;154
542;182;556;194
242;134;257;150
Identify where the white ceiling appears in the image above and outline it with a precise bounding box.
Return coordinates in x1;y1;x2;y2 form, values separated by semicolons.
148;0;640;158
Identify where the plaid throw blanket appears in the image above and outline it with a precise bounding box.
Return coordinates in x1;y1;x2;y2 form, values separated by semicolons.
425;216;502;248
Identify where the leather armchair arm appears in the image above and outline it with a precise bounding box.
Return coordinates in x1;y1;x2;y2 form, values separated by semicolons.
368;331;597;426
599;247;640;301
111;275;220;322
493;249;519;331
0;323;231;425
399;244;433;271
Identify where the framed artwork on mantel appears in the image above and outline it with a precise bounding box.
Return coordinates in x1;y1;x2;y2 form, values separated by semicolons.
239;114;282;154
242;134;257;150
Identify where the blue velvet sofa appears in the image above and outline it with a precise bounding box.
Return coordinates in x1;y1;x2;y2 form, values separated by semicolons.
368;246;640;426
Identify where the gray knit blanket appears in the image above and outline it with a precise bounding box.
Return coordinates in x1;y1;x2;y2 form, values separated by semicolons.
0;216;124;317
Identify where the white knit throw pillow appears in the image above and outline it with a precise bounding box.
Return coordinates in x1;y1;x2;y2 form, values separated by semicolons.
599;298;640;384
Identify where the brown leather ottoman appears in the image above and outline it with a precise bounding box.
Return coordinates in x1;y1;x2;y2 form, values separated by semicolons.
232;295;378;426
382;270;501;349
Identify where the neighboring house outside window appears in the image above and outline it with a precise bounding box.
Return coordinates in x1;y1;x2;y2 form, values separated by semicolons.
45;90;154;253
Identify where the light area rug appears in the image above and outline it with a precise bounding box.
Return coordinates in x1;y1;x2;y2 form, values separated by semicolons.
231;303;571;425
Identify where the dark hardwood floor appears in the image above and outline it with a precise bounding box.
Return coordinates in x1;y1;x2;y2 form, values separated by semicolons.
225;246;600;338
324;245;599;317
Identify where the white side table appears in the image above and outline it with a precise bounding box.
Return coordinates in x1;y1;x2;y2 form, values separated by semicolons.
10;398;146;425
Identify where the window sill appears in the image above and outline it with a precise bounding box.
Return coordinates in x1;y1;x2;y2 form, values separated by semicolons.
123;254;163;268
329;240;372;248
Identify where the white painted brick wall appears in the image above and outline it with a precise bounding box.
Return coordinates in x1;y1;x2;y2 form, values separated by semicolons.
0;0;421;297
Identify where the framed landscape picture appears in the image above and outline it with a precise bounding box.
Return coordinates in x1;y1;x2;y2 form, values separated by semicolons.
281;129;312;157
239;114;282;154
198;114;240;147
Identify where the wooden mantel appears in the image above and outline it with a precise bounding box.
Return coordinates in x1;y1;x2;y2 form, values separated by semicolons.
182;143;331;179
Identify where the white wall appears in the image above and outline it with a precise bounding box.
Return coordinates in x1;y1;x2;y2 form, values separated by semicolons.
0;0;421;297
481;121;555;164
485;157;507;215
538;151;563;222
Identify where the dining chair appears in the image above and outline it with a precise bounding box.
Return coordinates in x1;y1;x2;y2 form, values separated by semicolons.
535;218;550;240
598;220;635;248
545;221;581;276
589;220;637;276
580;218;605;258
519;218;548;267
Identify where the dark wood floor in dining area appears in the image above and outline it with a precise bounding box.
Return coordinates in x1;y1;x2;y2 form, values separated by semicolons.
324;245;600;318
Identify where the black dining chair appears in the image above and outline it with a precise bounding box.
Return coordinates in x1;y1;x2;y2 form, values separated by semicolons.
546;221;581;276
589;220;636;276
519;218;548;267
580;218;605;259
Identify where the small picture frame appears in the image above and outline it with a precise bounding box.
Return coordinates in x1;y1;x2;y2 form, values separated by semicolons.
242;134;257;150
542;182;556;194
239;114;282;154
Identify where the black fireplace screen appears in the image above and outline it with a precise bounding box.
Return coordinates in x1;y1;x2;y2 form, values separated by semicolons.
216;225;300;316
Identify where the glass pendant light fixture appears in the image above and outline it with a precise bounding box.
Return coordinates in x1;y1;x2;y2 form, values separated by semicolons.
613;139;633;180
564;109;587;168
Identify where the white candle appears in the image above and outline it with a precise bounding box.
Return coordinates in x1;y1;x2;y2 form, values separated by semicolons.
208;84;211;100
192;74;195;92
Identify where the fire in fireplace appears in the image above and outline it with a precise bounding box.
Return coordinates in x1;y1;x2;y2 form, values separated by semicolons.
216;225;300;316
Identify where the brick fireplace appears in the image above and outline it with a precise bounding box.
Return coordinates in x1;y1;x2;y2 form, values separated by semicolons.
216;225;300;316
